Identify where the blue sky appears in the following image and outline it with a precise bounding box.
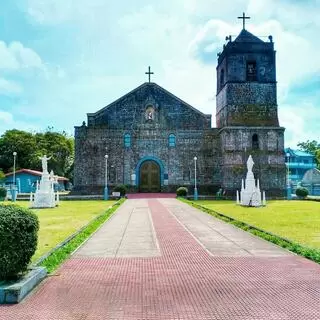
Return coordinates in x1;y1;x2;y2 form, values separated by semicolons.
0;0;319;147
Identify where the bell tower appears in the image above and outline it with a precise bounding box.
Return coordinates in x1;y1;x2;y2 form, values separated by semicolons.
216;13;278;127
217;13;286;197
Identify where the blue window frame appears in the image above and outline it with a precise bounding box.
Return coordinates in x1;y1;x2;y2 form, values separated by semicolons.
124;133;131;148
168;134;176;147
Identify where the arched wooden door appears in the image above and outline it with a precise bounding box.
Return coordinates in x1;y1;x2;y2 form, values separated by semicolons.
139;161;160;192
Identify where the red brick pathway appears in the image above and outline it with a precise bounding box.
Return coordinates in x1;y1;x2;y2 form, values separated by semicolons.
126;193;176;199
1;199;320;319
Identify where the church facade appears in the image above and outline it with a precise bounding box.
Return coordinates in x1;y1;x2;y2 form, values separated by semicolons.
73;27;286;197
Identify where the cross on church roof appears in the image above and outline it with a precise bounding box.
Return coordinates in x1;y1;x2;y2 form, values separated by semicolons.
237;12;250;30
145;66;154;83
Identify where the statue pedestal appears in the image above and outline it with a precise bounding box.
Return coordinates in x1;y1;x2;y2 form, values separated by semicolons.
30;173;59;208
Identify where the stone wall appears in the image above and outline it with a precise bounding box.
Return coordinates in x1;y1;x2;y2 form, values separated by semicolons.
219;127;286;196
74;124;221;194
87;83;211;130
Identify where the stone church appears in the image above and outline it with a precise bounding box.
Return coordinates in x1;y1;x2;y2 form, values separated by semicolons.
74;20;286;197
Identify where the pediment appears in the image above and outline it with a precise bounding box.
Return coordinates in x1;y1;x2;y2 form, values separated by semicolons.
87;82;211;129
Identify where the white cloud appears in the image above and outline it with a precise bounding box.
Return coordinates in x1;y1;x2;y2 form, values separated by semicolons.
27;0;112;25
0;108;42;135
0;41;44;71
21;0;320;148
279;102;320;147
9;42;43;69
0;110;14;123
0;78;23;95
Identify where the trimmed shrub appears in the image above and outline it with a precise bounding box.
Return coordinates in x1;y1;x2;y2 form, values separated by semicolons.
0;205;39;280
296;187;309;198
0;187;6;200
176;187;188;197
113;184;127;196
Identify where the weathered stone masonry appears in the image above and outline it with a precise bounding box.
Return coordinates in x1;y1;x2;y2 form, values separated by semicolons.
74;28;286;197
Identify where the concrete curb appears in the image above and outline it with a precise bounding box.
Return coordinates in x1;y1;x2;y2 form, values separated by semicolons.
0;267;47;304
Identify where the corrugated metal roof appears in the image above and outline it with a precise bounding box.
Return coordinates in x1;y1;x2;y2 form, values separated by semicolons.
5;169;69;181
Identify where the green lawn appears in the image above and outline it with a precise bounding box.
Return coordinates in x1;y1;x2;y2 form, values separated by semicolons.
6;200;116;262
197;200;320;249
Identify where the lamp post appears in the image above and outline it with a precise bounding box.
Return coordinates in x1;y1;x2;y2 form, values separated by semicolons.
286;152;292;200
193;156;198;200
12;152;17;202
104;154;109;200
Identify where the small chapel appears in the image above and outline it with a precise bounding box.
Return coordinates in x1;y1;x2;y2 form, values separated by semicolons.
73;14;286;197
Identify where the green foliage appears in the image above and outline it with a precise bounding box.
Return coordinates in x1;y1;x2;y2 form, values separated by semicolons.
113;184;127;196
0;205;39;280
0;129;74;180
0;187;6;199
297;140;320;155
0;170;5;182
297;140;320;169
176;187;188;197
181;199;320;265
0;130;37;171
296;187;309;198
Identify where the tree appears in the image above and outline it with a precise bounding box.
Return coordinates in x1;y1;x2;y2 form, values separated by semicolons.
297;140;320;155
297;140;320;169
34;131;74;177
0;130;38;173
0;170;5;184
0;129;74;180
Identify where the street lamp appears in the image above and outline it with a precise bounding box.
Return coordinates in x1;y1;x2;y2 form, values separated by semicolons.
193;156;198;200
104;154;109;200
12;152;17;202
286;152;292;200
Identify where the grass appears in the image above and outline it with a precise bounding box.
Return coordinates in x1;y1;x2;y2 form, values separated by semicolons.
182;199;320;264
39;199;124;273
3;200;116;262
195;200;320;249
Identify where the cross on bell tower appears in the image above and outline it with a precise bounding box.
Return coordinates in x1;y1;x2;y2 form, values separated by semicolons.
145;66;154;83
237;12;250;30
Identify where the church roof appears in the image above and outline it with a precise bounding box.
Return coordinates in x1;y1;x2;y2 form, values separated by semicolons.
5;169;69;181
234;29;264;43
88;82;210;118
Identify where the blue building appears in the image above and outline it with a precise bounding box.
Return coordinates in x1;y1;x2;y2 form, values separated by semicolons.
4;169;69;193
284;148;317;182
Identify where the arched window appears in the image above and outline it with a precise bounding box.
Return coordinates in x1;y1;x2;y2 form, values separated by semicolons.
124;133;131;148
252;134;259;150
247;61;257;81
168;134;176;147
220;69;225;87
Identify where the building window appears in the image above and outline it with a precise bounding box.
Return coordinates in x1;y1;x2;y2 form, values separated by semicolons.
124;133;131;148
168;134;176;147
246;61;257;81
220;69;224;87
252;134;259;149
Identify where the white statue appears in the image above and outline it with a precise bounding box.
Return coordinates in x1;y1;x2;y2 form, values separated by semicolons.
247;155;254;172
30;156;58;208
237;155;266;207
39;155;51;173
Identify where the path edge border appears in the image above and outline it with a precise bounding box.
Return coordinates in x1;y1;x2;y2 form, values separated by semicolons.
0;267;47;304
180;198;320;265
35;198;125;272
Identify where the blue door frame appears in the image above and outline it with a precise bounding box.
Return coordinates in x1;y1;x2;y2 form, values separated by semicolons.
135;156;165;188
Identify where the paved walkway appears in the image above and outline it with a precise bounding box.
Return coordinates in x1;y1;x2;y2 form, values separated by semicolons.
1;199;320;319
